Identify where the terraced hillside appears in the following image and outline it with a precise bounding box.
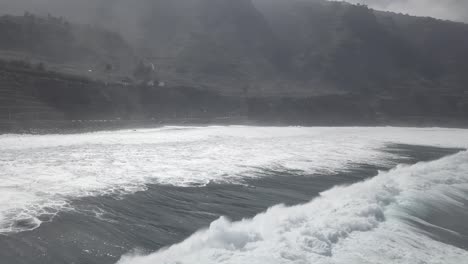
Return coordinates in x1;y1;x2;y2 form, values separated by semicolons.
0;69;64;121
0;59;247;132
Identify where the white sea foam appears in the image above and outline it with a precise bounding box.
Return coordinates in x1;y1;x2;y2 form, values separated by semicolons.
118;151;468;264
0;126;467;233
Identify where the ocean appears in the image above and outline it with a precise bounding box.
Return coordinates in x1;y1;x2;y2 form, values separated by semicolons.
0;126;467;264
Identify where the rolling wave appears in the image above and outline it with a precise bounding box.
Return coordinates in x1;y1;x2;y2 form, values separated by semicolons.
118;151;468;264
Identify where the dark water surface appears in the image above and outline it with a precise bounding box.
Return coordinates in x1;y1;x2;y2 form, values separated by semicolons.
0;144;463;264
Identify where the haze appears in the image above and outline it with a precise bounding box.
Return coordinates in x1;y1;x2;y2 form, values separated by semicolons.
1;0;468;24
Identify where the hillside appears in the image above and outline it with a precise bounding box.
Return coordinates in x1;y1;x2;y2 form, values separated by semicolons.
0;0;467;129
0;13;136;79
253;0;468;95
0;57;466;133
138;0;468;97
1;1;468;97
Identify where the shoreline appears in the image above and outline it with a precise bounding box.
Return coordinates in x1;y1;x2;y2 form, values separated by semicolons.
1;118;468;135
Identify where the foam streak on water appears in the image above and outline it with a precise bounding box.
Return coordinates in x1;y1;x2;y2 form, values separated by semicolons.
0;126;467;234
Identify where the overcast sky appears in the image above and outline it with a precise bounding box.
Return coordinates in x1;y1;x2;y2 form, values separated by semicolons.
344;0;468;22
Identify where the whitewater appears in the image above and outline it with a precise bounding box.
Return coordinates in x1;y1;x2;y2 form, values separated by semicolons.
119;151;468;264
1;126;467;263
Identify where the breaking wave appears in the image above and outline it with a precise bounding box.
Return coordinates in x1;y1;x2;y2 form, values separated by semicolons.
0;126;467;234
118;151;468;264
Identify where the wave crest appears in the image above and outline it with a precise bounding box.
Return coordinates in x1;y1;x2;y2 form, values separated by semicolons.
118;151;468;264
